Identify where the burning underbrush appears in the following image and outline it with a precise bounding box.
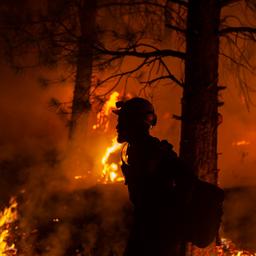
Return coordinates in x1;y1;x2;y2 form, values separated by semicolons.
0;92;256;255
0;152;256;256
218;238;256;256
1;185;256;255
1;139;255;256
0;92;130;256
17;184;131;256
0;184;131;256
0;197;17;255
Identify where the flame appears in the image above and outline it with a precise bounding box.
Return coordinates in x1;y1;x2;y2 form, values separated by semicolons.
0;197;17;255
99;137;124;183
232;140;250;146
217;238;256;256
92;92;125;183
93;91;120;132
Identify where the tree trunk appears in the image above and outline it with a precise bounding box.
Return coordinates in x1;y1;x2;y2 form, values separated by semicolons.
69;0;97;139
180;1;221;254
180;0;220;184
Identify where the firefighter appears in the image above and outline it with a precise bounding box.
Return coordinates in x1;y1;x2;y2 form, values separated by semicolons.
113;97;187;256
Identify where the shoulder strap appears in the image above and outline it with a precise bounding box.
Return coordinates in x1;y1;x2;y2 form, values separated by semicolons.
160;140;178;160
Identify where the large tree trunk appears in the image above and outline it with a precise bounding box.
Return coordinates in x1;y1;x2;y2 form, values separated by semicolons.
180;0;221;255
69;0;97;139
180;0;220;183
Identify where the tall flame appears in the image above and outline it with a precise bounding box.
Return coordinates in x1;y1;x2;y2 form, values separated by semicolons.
99;137;124;183
93;91;120;132
91;91;125;183
0;197;17;255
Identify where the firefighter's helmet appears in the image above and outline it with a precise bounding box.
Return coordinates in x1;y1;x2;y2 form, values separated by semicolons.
113;97;157;127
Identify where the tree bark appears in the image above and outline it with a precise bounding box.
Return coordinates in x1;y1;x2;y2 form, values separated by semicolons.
180;0;220;184
69;0;97;139
179;0;221;255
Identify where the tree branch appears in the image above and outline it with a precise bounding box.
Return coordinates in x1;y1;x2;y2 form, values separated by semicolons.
159;57;184;87
91;57;163;97
165;23;186;34
220;34;256;73
95;46;186;60
143;74;183;87
98;1;165;9
95;57;150;87
219;26;256;36
218;0;240;8
167;0;188;8
98;0;189;9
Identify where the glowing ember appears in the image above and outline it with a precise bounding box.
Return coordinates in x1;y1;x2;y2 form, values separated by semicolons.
93;91;120;131
217;238;256;256
99;137;124;183
0;197;17;255
232;140;250;146
74;175;87;180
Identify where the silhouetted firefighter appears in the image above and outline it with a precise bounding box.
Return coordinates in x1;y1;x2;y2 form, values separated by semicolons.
113;97;224;256
113;97;186;256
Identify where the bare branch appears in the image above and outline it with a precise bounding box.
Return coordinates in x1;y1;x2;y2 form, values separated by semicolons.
167;0;188;8
55;20;79;40
221;34;256;72
219;26;256;39
219;0;241;8
95;45;186;60
98;1;166;9
95;55;121;69
158;57;184;87
94;57;150;87
142;75;183;87
165;23;186;34
219;52;255;75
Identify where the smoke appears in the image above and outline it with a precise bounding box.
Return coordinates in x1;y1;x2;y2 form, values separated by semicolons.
218;77;256;251
222;186;256;250
1;46;256;253
218;84;256;188
0;62;134;255
0;64;67;206
17;182;130;256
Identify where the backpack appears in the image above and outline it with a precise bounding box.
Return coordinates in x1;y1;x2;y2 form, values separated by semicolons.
184;178;224;248
159;140;225;248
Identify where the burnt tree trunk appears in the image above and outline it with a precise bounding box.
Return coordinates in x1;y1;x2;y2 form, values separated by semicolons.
180;0;221;255
69;0;97;139
180;0;221;184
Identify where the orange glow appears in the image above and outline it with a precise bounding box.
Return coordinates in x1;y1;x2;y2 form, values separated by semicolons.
232;140;250;146
92;92;125;183
0;197;17;255
74;175;87;180
93;91;120;131
99;137;124;183
217;238;256;256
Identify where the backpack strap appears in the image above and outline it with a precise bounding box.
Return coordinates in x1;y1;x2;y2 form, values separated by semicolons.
160;140;178;160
